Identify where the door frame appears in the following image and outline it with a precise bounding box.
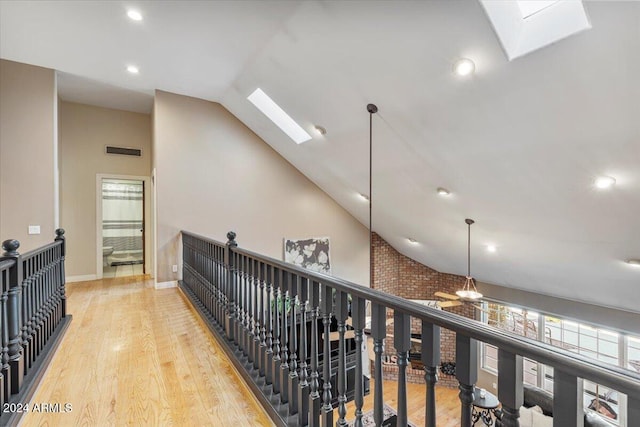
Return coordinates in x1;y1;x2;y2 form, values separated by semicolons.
96;173;153;280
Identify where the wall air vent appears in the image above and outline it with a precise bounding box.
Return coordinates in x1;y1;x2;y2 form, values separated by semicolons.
105;146;142;157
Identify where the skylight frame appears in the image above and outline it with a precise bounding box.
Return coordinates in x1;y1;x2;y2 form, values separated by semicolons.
480;0;591;61
247;88;312;144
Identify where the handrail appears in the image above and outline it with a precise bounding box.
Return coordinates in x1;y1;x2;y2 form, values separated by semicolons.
230;243;640;397
0;259;16;271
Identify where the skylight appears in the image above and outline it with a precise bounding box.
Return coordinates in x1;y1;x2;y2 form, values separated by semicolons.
480;0;591;60
247;88;311;144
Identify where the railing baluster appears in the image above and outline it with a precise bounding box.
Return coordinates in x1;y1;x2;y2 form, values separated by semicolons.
496;349;523;427
243;255;251;358
553;369;581;427
234;251;241;345
288;273;299;414
421;321;440;427
1;266;10;404
336;290;349;427
258;261;266;377
280;271;290;404
309;280;321;427
22;258;32;372
320;284;333;427
351;296;366;427
225;232;236;342
371;303;386;426
247;256;254;363
251;259;260;372
271;268;282;394
297;276;310;426
456;334;478;427
265;265;274;385
394;311;410;427
238;252;244;348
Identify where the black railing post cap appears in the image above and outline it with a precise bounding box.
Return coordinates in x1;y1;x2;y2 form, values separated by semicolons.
2;239;20;256
55;228;66;238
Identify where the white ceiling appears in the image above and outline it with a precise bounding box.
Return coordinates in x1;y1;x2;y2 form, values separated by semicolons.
1;1;639;313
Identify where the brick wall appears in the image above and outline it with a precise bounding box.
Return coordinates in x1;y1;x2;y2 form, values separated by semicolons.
371;233;475;388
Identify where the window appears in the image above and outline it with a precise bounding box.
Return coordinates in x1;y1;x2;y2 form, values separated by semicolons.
627;336;640;373
480;301;635;426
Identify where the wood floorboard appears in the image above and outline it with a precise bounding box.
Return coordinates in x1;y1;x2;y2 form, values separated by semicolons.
19;275;462;427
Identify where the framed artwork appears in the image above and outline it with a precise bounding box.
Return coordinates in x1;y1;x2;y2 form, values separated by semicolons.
284;237;331;274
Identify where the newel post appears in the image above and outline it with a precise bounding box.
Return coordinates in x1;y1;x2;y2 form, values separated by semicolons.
55;229;66;317
225;231;237;341
2;239;24;394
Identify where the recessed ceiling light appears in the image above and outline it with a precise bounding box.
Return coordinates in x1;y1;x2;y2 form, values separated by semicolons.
626;259;640;267
126;65;139;74
247;88;312;144
127;10;143;21
408;238;419;244
314;125;327;136
594;176;616;189
453;58;475;76
437;187;451;196
487;245;497;253
358;193;370;202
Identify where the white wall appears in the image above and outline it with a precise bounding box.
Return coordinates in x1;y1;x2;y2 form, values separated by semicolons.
153;90;370;286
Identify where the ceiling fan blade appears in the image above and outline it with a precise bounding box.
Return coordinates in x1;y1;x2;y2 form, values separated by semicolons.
438;300;464;308
434;291;460;300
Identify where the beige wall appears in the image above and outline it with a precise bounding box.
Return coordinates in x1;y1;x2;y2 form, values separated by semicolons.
59;101;151;277
0;59;57;251
153;90;369;286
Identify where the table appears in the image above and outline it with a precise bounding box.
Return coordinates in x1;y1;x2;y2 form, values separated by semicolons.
472;387;500;426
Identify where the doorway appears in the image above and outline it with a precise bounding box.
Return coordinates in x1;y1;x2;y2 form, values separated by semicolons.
100;178;145;278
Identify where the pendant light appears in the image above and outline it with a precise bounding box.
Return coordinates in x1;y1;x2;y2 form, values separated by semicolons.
456;218;483;300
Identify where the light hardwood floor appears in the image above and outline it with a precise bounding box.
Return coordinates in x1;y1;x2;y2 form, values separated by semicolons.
21;275;462;426
20;276;274;427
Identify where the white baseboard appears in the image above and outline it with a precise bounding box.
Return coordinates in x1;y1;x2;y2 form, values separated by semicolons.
66;274;98;283
155;280;177;289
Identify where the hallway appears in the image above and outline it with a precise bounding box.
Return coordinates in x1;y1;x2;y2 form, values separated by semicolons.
20;276;274;426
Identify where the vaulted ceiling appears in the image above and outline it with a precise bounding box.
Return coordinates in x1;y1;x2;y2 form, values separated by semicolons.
1;1;639;313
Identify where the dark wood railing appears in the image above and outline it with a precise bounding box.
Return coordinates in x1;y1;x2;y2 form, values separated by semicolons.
0;230;72;427
179;231;640;427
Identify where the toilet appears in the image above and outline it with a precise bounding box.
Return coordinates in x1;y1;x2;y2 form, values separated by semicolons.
103;246;114;266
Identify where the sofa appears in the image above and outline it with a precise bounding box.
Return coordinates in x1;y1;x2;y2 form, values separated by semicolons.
517;384;614;427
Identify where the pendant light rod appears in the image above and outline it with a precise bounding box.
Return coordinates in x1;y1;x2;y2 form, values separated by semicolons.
466;218;474;277
367;104;378;288
457;218;482;301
